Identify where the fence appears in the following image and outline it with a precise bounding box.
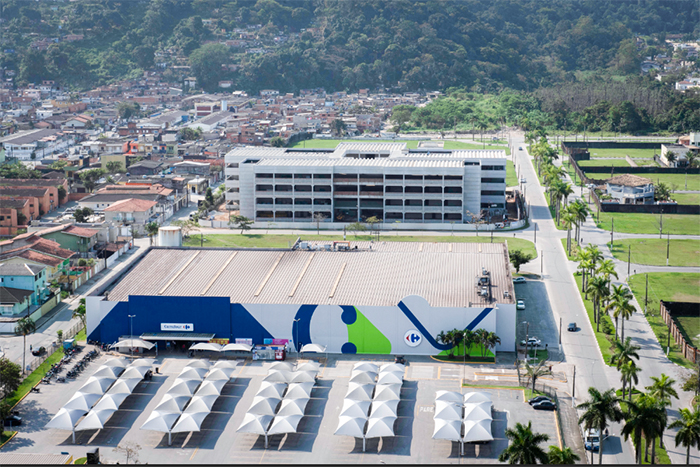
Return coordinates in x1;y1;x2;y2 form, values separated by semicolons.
517;374;568;450
25;322;84;373
660;301;698;364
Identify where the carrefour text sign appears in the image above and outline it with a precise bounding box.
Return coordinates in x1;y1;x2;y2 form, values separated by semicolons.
161;323;194;331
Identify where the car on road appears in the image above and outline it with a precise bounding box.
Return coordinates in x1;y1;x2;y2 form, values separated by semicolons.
568;322;577;332
518;147;523;150
519;177;527;184
31;346;46;356
585;429;602;451
528;396;552;405
3;414;22;426
532;400;556;411
520;337;541;347
516;300;526;310
513;277;527;284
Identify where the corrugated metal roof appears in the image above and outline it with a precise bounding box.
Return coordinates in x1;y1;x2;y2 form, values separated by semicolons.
107;243;515;307
0;453;73;464
400;150;508;159
254;158;463;168
332;142;407;155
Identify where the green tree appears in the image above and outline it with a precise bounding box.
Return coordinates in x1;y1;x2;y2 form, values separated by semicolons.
668;406;700;465
345;221;366;238
606;285;634;341
0;358;21;399
0;399;16;429
229;215;253;234
56;185;67;203
15;317;37;375
585;275;610;332
117;101;141;120
524;360;549;392
19;49;47;84
72;298;87;330
106;161;124;173
509;249;533;273
49;160;68;170
270;136;285;147
170;219;198;238
547;445;580;464
145;222;159;246
189;43;230;91
498;421;549;464
391;105;415;133
79;168;106;193
622;394;667;464
0;163;40;179
73;207;94;223
179;127;202;141
204;187;215;209
620;360;641;401
330;119;347;137
578;387;625;465
611;337;641;371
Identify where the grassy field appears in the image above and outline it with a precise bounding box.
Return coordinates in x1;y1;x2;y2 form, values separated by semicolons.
628;273;700;369
585;148;660;158
506;160;518;187
672;192;700;205
585;172;700;191
595;212;700;235
560;238;581;261
609;239;700;267
676;316;700;348
290;138;509;151
1;431;15;445
574;274;616;365
578;159;632;167
183;234;538;258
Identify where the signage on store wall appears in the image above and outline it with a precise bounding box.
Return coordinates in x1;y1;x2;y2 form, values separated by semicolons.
161;323;194;331
404;330;422;347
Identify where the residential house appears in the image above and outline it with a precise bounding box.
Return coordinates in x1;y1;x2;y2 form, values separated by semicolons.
103;198;159;234
0;187;54;216
0;263;47;316
61;115;93;130
605;174;655;204
0;236;75;280
660;143;690;167
78;184;171;211
0;129;74;160
39;225;99;257
127;160;163;176
0;199;32;236
172;161;211;177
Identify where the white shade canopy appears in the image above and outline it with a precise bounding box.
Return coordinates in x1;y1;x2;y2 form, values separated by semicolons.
432;418;462;441
269;361;295;371
189;342;222;351
290;371;317;383
295;361;320;372
213;360;238;369
46;407;87;430
237;412;272;435
141;410;179;433
107;378;142;395
168;378;201;396
92;366;123;379
349;371;377;384
365;416;396;438
463;402;493;421
276;398;309;417
129;359;153;367
120;366;149;379
435;391;463;403
112;339;154;350
185;395;218;413
75;408;116;431
155;395;189;414
373;384;402;401
204;368;234;381
177;367;207;381
370;399;399;419
221;343;253;352
171;411;209;433
462;419;494;442
263;371;292;383
345;382;375;401
340;399;370;418
256;382;286;399
92;393;129;411
353;362;379;373
285;382;314;399
334;415;367;437
185;360;211;369
377;372;404;385
248;396;281;416
434;401;462;421
268;414;303;435
102;357;129;369
463;392;492;404
63;392;102;411
380;363;405;373
300;343;326;353
79;377;114;395
195;379;227;396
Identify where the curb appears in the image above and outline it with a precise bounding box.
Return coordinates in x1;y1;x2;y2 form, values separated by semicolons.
0;431;18;450
429;355;496;365
11;379;42;412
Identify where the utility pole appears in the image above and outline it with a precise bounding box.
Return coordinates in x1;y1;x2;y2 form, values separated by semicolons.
540;250;543;276
644;274;649;315
627;245;631;276
611;218;614;249
666;232;670;266
534;222;537;244
572;365;576;406
128;314;136;360
559;317;562;345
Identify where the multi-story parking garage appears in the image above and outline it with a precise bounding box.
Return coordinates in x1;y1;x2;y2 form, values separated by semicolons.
223;143;508;227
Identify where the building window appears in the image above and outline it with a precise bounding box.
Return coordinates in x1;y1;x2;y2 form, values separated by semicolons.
481;178;505;184
481;190;505;196
481;165;505;171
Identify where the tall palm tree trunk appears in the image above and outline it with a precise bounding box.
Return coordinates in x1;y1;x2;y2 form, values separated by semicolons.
615;316;619;341
651;436;656;464
621;318;625;342
599;423;605;464
22;334;26;374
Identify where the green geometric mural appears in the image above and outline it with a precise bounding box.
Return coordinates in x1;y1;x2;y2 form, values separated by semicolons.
346;307;392;354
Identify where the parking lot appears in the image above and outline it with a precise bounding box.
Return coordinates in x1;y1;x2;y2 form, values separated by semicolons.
5;353;561;464
513;279;561;356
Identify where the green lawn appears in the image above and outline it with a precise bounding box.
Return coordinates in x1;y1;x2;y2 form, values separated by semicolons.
676;316;700;348
586;148;660;158
5;346;66;407
628;273;700;369
585;172;700;191
184;234;538;258
560;238;580;261
290;138;510;153
609;239;700;267
1;431;15;445
436;342;495;361
595;212;700;235
574;274;615;366
672;192;700;205
506;161;518;187
578;159;632;167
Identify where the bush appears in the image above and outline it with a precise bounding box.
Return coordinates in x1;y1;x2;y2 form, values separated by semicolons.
601;317;616;335
78;259;87;266
60;290;69;299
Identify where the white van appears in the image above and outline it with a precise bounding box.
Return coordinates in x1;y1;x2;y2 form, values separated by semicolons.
585;428;600;451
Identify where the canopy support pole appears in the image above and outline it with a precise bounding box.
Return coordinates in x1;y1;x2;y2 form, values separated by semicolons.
363;436;366;452
265;433;268;448
72;428;76;444
168;431;171;446
461;440;464;456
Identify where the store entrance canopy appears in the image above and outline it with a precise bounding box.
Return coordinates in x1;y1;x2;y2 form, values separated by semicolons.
140;333;215;342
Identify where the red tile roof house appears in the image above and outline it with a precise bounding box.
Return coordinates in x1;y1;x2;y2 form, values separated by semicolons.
103;198;158;235
0;236;75;280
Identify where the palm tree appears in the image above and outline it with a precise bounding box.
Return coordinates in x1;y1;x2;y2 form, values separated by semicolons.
578;387;625;464
646;374;678;449
15;317;37;374
668;406;700;464
606;284;634;341
547;445;580;464
498;421;550;464
145;221;159;246
620;360;641;401
664;150;677;167
486;331;501;357
586;244;604;269
596;259;618;282
586;276;610;331
474;328;490;357
611;337;641;371
72;298;87;330
570;200;590;244
562;211;577;256
622;394;666;464
524;360;549;393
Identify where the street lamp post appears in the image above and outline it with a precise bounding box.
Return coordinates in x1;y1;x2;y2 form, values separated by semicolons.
521;321;529;363
128;314;135;359
293;318;300;354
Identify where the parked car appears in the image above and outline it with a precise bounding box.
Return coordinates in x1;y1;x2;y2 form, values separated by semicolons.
585;429;601;451
519;177;527;184
568;322;577;332
520;337;541;347
528;396;552;405
532;400;556;411
513;277;526;284
31;346;46;356
516;300;526;310
3;414;22;426
518;147;523;150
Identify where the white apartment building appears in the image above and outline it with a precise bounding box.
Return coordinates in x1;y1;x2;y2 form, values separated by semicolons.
0;129;74;160
224;143;508;226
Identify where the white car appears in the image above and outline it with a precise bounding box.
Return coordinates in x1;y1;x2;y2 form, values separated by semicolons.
520;337;542;347
519;178;527;184
513;277;526;284
516;300;525;310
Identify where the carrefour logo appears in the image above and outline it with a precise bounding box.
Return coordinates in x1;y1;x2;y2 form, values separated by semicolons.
161;323;194;331
404;330;422;347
